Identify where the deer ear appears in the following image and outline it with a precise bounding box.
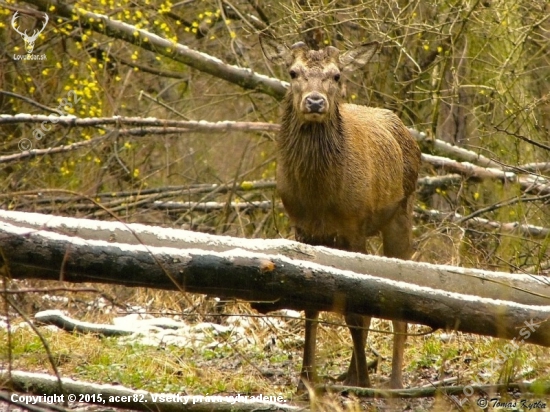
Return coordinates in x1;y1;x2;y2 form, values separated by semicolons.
259;34;290;66
339;42;379;72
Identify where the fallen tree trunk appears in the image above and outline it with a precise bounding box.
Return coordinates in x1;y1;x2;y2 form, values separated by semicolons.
1;216;549;346
1;211;548;306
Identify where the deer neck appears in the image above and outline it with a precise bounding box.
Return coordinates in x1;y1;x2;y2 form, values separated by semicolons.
279;96;346;177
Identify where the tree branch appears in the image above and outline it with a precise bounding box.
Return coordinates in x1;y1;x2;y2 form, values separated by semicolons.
22;0;288;99
321;382;550;398
410;129;502;169
0;370;298;412
422;154;550;195
0;116;278;164
416;207;550;240
0;114;279;131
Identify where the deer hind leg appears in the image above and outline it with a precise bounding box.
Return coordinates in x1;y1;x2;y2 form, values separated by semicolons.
390;320;406;389
381;195;415;389
298;309;319;391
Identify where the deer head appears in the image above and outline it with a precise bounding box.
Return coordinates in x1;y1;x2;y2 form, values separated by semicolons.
260;34;378;122
12;11;49;54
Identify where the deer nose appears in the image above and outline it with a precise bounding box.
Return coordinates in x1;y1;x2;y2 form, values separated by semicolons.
304;93;326;113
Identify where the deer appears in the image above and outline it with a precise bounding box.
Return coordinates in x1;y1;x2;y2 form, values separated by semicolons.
259;34;421;390
11;11;49;54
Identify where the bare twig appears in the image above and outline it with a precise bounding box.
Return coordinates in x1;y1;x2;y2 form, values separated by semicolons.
495;126;550;153
0;91;60;114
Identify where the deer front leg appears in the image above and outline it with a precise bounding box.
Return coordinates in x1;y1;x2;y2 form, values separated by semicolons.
298;309;319;391
343;313;371;387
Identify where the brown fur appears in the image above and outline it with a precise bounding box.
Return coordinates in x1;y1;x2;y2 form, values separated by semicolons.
260;35;421;389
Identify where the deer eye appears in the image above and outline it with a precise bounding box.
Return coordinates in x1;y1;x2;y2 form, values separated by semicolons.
333;73;341;82
289;70;297;79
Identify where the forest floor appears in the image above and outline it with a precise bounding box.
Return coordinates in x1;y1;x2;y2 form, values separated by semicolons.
1;281;550;411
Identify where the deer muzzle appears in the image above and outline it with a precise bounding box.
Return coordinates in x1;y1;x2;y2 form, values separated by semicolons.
303;93;328;115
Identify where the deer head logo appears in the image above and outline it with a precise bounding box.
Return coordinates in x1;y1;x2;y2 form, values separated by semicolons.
12;11;49;54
